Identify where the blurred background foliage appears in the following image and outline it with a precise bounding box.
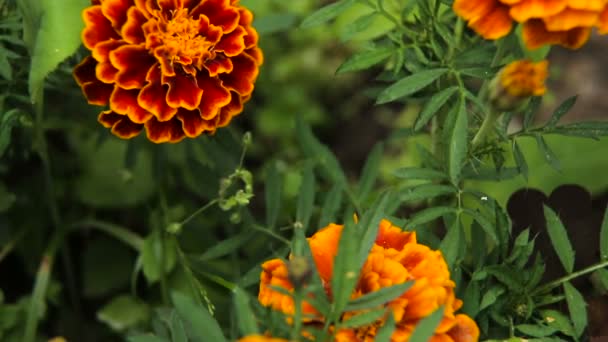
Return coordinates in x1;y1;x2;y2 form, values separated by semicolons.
0;0;608;341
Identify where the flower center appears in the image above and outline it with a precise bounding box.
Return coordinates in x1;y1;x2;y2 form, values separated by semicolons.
159;9;212;66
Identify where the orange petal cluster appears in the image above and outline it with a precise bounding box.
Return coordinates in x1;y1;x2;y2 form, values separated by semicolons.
453;0;608;49
499;59;548;97
258;219;479;342
74;0;263;143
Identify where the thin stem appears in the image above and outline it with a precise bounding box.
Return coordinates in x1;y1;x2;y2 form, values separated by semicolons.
532;259;608;295
251;224;290;245
292;289;304;341
69;219;143;251
0;226;28;263
471;109;501;148
179;199;219;227
197;269;236;291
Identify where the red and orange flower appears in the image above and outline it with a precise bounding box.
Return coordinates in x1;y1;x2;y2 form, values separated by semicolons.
453;0;608;49
74;0;263;143
258;219;479;342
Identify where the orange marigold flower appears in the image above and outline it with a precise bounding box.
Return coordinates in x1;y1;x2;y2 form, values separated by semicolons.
453;0;608;49
490;59;548;111
258;219;479;342
74;0;263;143
238;335;290;342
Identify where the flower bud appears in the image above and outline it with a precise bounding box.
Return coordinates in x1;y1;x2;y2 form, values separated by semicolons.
489;59;548;112
287;256;312;289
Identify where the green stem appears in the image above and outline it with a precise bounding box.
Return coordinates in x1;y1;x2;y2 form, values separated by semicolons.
532;259;608;295
251;224;290;245
292;289;303;341
180;199;219;227
70;219;144;251
0;226;28;263
471;109;500;148
159;186;170;305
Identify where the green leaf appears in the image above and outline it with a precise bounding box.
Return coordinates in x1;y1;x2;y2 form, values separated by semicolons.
141;231;177;284
375;312;396;342
376;68;448;104
339;12;377;42
197;231;253;261
0;109;24;158
296;163;315;230
479;286;505;311
357;192;391;267
563;282;587;338
600;205;608;260
392;167;447;180
300;0;356;28
523;96;542;130
398;184;456;203
28;0;87;102
439;218;463;269
541;309;575;337
253;13;297;35
409;307;445;342
232;287;258;336
543;205;575;273
462;209;498;243
340;309;387;328
127;335;168;342
414;86;458;131
97;295;151;332
357;143;383;201
319;184;343;227
172;292;226;342
546;96;577;129
515;324;558;338
512;140;528;181
336;47;394;74
535;134;561;172
345;281;413;311
265;161;282;229
330;215;360;319
169;312;187;342
446;97;468;185
407;207;455;228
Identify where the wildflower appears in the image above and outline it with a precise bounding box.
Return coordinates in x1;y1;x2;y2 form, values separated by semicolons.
489;59;548;111
258;219;480;342
453;0;608;49
74;0;263;143
238;335;290;342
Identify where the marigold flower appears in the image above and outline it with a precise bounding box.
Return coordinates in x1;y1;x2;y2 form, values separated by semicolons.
238;335;290;342
453;0;608;49
74;0;263;143
258;219;479;342
489;59;548;111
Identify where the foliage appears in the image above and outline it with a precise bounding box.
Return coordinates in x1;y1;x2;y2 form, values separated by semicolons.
1;0;608;341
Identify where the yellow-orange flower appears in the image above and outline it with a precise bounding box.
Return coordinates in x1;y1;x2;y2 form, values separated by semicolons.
74;0;263;143
489;59;548;111
453;0;608;49
258;219;479;342
238;335;290;342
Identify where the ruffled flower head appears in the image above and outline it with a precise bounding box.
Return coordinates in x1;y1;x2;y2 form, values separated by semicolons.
453;0;608;49
490;59;549;111
258;219;479;342
74;0;263;143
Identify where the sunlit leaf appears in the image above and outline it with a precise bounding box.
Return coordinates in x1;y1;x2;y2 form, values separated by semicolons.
546;96;577;129
563;282;587;338
376;68;448;104
300;0;356;28
543;205;575;273
446;97;468;185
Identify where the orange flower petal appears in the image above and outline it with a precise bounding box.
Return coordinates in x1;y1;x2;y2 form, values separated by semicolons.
196;76;232;119
138;67;178;121
375;219;416;250
177;108;214;137
543;8;599;31
121;6;147;44
447;314;481;342
214;26;248;56
453;0;497;21
598;6;608;33
308;223;343;282
469;4;513;39
508;0;567;22
144;117;186;143
110;86;153;123
163;74;204;110
101;0;131;29
109;45;156;89
567;0;606;11
523;19;591;49
82;6;119;49
192;0;240;33
220;53;259;96
238;335;289;342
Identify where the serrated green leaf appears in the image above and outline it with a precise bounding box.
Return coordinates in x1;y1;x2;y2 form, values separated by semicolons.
546;96;577;128
319;184;343;227
543;205;575;273
523;96;542;130
563;282;587;338
392;167;447;180
172;292;226;342
265;161;282;229
600;205;608;260
414;86;458;131
512;139;528;181
337;47;394;74
446;97;468;185
296;163;315;230
340;309;387;328
300;0;356;28
28;0;87;102
232;287;258;336
407;206;455;228
376;68;448;104
345;281;413;311
479;286;505;311
398;184;456;203
357;143;383;201
409;307;445;342
440;218;463;269
535;135;561;172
